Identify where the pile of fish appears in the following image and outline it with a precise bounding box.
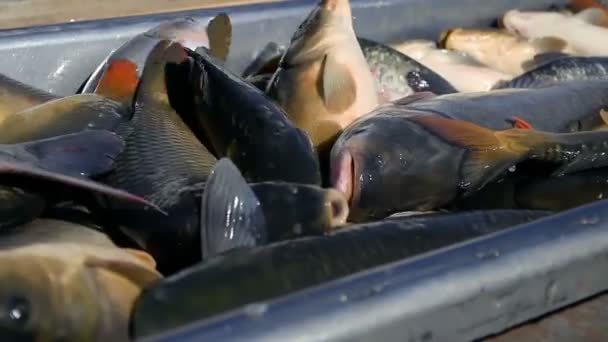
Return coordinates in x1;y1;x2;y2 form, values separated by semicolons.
3;0;608;340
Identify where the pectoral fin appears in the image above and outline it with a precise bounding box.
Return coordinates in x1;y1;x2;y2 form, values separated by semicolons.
207;13;232;62
94;59;139;107
85;256;163;288
321;54;357;114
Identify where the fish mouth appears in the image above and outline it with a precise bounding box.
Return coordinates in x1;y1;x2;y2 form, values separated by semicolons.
330;148;360;210
323;188;350;232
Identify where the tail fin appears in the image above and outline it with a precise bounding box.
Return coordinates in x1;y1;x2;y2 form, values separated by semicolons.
17;129;124;178
200;158;267;259
94;59;139;108
409;116;531;192
206;13;232;62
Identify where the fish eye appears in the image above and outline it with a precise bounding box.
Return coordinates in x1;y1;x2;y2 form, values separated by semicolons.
5;296;30;327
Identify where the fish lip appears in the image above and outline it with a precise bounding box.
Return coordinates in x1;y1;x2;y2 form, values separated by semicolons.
331;148;361;209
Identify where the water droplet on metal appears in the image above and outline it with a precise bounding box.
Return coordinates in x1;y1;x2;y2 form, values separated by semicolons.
580;215;600;225
244;303;268;319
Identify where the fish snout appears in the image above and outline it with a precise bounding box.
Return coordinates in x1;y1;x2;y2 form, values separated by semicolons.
321;0;352;18
323;188;350;231
438;28;458;49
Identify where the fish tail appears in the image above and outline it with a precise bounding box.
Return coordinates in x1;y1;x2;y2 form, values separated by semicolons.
206;13;232;62
410;116;529;192
200;158;267;259
18;129;125;178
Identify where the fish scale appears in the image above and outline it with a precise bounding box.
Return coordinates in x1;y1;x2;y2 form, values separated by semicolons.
106;102;215;209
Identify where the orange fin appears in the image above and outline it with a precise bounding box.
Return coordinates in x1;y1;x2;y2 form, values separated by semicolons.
94;59;139;106
510;116;533;129
409;115;525;192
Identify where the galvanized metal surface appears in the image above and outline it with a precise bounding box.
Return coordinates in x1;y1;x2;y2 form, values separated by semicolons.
139;199;608;342
484;291;608;342
0;0;566;96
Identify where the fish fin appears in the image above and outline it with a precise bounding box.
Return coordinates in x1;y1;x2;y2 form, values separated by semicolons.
392;91;436;106
85;256;162;287
20;130;124;178
94;59;139;107
574;8;608;26
409;116;525;192
522;52;570;70
123;248;157;269
200;158;267;259
206;13;232;62
509;116;533;129
530;37;568;53
0;160;164;213
321;53;357;114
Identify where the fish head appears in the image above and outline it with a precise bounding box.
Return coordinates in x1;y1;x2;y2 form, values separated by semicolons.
502;10;566;39
330;111;458;221
146;17;210;50
0;254;100;341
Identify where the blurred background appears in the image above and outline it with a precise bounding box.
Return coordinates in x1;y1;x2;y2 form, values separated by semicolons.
0;0;280;30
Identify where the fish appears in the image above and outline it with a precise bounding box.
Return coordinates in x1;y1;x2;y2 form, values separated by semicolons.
502;8;608;56
131;209;550;337
170;44;322;185
390;39;512;92
81;15;231;106
242;41;285;79
358;37;458;101
0;73;57;119
100;40;217;274
0;130;162;229
493;55;608;89
438;28;567;75
454;166;608;212
0;93;130;144
266;0;379;150
400;80;608;133
571;0;608;22
200;159;348;258
0;218;161;341
330;110;608;221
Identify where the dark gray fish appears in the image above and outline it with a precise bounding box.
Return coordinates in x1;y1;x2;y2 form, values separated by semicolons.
0;130;160;229
170;44;321;185
330;111;608;221
402;80;608;133
358;37;458;103
0;73;57;118
200;158;348;255
101;40;217;274
241;41;285;79
131;209;550;337
493;56;608;89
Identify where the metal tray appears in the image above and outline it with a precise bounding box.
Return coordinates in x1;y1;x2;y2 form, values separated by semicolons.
5;0;606;341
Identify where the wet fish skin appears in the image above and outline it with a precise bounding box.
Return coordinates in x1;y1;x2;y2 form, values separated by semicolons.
503;8;608;56
0;186;45;230
439;28;567;75
241;41;285;79
359;37;458;101
0;219;160;342
132;209;550;337
0;73;57;119
177;46;322;185
80;17;211;96
251;182;349;239
0;94;129;144
403;80;608;133
330;109;608;221
101;40;217;274
493;56;608;89
390;39;511;92
266;0;379;150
